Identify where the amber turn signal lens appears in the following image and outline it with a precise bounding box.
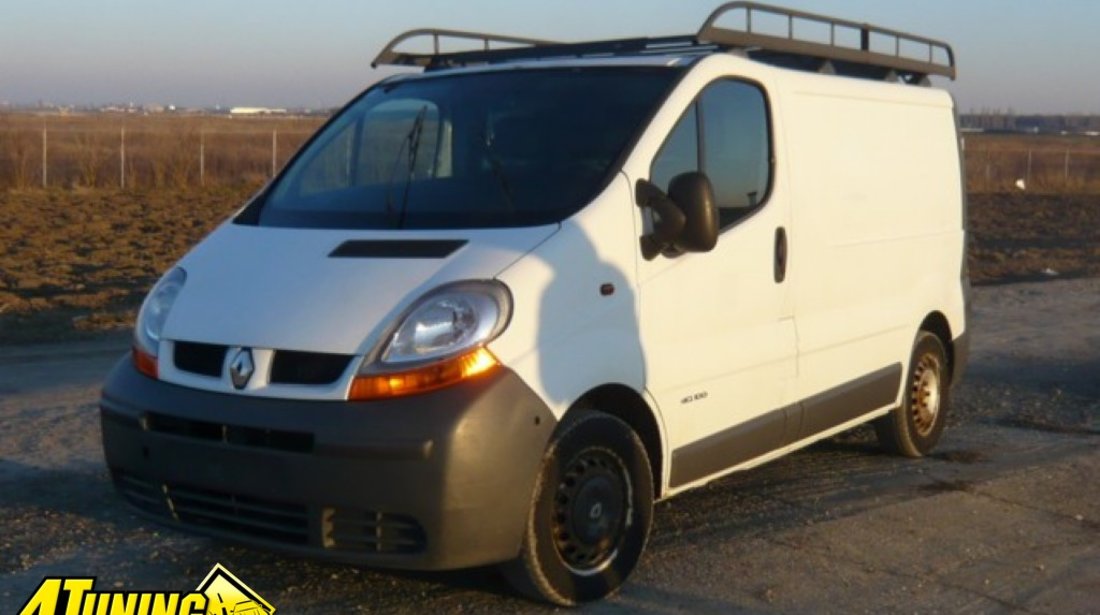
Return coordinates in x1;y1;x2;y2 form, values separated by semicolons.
132;346;159;380
349;347;498;401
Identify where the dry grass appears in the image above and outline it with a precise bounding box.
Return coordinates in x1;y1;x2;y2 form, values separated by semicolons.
3;113;1100;193
0;113;324;190
964;133;1100;194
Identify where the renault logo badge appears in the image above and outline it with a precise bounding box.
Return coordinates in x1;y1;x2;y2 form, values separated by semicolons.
229;348;255;389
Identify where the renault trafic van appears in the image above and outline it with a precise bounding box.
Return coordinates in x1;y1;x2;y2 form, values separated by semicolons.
100;2;968;605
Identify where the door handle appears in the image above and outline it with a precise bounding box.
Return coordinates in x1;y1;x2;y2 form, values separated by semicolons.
774;227;787;283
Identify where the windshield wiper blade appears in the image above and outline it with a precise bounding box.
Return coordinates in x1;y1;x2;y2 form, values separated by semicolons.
397;105;429;229
384;105;429;228
483;130;516;216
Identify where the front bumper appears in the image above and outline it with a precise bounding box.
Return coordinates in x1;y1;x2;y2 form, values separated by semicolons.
100;357;555;570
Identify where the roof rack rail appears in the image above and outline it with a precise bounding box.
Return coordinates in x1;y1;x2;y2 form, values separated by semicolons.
371;28;561;69
372;2;955;84
698;2;955;81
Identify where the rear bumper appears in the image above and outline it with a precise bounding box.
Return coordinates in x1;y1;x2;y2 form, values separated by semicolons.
100;357;555;571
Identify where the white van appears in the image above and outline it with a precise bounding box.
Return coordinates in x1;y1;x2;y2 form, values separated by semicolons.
100;2;968;605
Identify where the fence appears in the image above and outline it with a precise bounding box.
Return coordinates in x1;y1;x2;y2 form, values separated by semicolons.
3;116;1100;193
0;115;324;190
964;147;1100;193
0;126;316;190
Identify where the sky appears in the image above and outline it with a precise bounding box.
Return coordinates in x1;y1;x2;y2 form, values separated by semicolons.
1;0;1097;114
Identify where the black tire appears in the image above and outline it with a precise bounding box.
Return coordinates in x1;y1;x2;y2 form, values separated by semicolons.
501;410;653;606
875;331;950;457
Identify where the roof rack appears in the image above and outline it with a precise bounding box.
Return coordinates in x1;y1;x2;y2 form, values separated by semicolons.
372;2;956;84
371;28;562;69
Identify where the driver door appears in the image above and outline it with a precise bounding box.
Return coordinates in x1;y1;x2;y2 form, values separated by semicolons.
637;79;797;489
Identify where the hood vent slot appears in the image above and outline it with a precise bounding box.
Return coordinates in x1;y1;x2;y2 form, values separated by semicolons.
329;239;466;259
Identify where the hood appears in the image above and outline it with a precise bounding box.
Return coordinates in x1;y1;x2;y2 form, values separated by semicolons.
163;222;557;355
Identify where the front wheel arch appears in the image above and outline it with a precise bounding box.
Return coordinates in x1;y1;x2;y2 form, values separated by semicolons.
571;384;665;499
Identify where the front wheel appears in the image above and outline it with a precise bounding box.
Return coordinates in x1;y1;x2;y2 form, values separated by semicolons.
501;410;653;606
875;331;951;457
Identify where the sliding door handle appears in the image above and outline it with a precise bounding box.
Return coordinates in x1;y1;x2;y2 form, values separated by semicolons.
774;227;787;283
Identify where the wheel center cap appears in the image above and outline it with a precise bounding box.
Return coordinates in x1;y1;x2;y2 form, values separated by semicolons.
571;476;623;546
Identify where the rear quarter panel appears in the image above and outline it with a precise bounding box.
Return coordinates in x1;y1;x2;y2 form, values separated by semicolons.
779;74;965;402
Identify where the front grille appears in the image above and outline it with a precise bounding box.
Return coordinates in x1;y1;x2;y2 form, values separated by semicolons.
270;350;353;385
174;341;227;377
114;473;427;555
114;473;310;544
173;341;352;386
323;508;426;554
144;412;314;453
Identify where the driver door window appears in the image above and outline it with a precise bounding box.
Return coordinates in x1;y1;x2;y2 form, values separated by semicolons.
651;80;772;229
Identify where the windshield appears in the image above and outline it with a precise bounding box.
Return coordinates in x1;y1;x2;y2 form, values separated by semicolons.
256;67;680;229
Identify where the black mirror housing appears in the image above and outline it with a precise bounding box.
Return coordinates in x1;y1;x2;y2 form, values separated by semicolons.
635;179;686;260
668;172;718;253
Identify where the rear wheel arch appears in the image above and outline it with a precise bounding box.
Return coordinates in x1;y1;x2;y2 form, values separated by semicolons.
919;311;954;384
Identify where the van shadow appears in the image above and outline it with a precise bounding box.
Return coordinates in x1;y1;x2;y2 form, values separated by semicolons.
958;356;1100;434
530;218;644;412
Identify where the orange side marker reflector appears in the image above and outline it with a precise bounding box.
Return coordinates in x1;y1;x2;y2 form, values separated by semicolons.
349;347;499;401
132;346;159;380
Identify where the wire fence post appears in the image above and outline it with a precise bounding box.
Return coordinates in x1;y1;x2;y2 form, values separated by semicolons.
1026;150;1032;186
200;131;205;187
1064;150;1070;183
120;127;126;189
271;130;277;178
41;125;48;189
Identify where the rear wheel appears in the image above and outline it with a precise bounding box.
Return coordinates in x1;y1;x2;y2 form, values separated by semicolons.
502;410;653;606
875;331;950;457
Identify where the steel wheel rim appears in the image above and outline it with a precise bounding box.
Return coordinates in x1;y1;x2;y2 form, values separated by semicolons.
910;353;942;437
551;448;631;576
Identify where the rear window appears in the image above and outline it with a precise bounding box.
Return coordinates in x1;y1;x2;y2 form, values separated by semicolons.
254;67;680;229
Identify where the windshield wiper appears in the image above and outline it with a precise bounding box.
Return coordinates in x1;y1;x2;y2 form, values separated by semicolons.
384;105;429;228
483;129;516;216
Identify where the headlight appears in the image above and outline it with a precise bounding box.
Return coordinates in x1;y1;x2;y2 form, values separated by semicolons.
134;267;187;357
350;281;511;400
382;283;510;364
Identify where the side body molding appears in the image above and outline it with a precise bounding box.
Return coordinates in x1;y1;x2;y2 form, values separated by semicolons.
670;363;902;488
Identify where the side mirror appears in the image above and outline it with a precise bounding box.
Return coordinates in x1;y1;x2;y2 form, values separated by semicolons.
668;172;719;253
635;173;718;260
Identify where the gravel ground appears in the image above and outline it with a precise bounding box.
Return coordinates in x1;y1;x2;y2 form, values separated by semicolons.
1;278;1097;613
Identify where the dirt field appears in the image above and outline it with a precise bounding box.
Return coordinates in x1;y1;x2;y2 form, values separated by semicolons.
1;188;1098;344
0;187;251;343
968;192;1100;284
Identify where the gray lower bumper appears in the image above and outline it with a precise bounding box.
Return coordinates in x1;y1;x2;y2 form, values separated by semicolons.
100;357;555;570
